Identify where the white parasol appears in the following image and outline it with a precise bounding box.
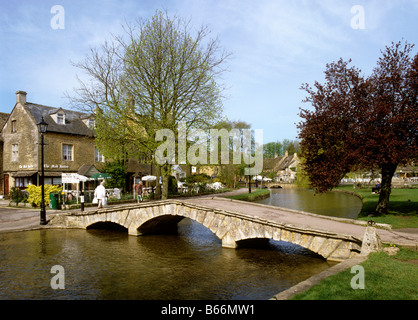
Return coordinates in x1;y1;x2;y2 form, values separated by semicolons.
141;175;157;181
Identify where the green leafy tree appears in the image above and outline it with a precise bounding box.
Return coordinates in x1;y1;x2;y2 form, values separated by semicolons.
263;141;283;158
102;161;127;190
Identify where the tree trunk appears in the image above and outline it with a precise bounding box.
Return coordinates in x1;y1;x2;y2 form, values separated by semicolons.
375;163;398;216
155;165;161;200
161;164;170;200
162;174;169;200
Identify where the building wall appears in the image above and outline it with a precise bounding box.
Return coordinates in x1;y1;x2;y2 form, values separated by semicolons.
2;103;39;192
43;132;96;173
0;141;3;194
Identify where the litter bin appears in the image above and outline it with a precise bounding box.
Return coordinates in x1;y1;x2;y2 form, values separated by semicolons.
49;193;59;209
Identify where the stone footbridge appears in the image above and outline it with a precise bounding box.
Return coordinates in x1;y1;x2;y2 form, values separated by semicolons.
50;198;364;261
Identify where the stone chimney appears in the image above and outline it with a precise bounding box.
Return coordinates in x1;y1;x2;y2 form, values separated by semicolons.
274;153;278;159
284;150;288;157
16;91;27;104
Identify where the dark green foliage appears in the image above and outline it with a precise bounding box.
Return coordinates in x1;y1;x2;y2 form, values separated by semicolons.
102;161;127;190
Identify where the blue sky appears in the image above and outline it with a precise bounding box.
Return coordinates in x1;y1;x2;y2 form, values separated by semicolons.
1;0;417;143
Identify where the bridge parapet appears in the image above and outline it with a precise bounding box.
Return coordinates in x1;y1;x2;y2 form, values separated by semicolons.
49;200;362;261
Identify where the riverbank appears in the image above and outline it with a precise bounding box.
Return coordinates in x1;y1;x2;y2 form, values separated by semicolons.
225;188;271;202
337;185;418;229
289;246;418;300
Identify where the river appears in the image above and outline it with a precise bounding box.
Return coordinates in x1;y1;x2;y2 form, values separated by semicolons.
256;188;363;219
0;219;334;300
0;189;362;300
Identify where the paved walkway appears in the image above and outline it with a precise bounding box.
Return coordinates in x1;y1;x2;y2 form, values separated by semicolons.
1;189;417;250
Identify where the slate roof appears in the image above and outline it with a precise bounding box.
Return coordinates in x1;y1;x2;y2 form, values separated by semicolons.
126;158;152;175
263;157;283;171
0;112;9;129
263;154;299;172
0;112;10;141
25;103;94;136
78;164;100;177
278;156;296;170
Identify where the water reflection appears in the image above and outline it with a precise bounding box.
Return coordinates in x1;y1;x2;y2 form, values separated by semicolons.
0;219;335;300
256;188;362;219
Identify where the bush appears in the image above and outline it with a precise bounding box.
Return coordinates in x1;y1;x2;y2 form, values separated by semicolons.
185;173;211;184
25;185;63;207
168;176;178;195
10;187;28;205
102;160;127;190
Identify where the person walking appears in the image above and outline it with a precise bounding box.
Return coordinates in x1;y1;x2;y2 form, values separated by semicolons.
94;180;107;208
135;181;143;203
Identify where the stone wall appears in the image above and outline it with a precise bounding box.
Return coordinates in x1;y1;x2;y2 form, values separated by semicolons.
2;103;39;174
43;132;96;173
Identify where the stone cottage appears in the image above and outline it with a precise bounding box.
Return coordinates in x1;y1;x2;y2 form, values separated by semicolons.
263;150;299;183
0;91;104;195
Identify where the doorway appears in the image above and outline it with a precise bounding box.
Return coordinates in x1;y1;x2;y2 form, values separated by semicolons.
4;174;9;195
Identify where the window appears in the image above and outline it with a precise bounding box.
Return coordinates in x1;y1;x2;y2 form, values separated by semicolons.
12;144;18;162
15;177;32;188
57;113;65;124
11;120;17;133
95;147;104;162
44;177;62;185
62;144;73;161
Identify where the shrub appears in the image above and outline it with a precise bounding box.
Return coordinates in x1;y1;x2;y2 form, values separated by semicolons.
10;187;28;205
102;160;126;190
25;185;63;207
168;176;178;195
185;173;211;184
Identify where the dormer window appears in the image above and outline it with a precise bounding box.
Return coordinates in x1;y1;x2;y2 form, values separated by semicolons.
49;108;66;124
82;117;95;129
57;113;65;124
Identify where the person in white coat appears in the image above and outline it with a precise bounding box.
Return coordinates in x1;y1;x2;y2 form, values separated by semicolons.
94;180;107;208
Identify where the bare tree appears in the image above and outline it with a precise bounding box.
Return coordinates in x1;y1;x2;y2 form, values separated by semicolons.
67;10;231;199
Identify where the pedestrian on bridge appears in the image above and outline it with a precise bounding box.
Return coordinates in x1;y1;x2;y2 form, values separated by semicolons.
135;182;143;203
94;181;107;208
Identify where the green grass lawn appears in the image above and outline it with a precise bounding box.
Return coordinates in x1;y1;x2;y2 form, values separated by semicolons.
337;185;418;228
226;188;271;202
292;247;418;300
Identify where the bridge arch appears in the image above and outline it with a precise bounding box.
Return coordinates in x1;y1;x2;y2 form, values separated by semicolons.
137;215;185;235
87;221;128;232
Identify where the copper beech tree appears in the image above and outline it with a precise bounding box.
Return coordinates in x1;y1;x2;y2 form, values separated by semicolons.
298;41;417;216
